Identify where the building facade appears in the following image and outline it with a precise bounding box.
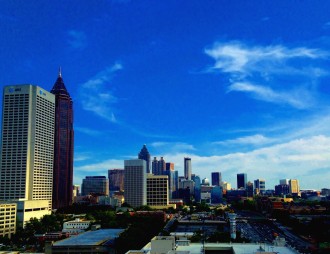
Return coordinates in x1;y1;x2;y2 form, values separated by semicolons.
51;70;74;209
124;159;146;207
81;176;109;196
237;173;247;189
289;179;300;195
211;172;222;186
138;144;151;173
184;157;192;180
0;203;16;238
0;85;55;225
254;179;266;194
108;169;124;193
147;174;169;208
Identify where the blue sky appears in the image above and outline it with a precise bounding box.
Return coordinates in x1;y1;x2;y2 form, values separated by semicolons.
1;1;330;190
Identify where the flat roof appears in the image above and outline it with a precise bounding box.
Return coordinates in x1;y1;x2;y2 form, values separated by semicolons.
53;229;124;247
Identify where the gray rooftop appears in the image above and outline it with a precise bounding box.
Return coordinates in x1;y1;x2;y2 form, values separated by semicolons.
53;229;124;246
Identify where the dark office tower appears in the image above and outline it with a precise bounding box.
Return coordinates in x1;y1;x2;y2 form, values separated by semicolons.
184;157;192;180
138;144;151;173
211;172;222;186
166;162;174;171
51;69;74;209
237;173;247;189
108;169;124;193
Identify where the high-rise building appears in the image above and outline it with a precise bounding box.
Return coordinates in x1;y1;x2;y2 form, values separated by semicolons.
108;169;124;193
0;85;55;225
184;157;192;180
51;70;74;209
147;174;169;208
124;159;146;207
211;172;222;186
254;179;265;195
237;173;247;189
152;157;166;175
289;179;300;195
81;176;109;196
138;144;151;173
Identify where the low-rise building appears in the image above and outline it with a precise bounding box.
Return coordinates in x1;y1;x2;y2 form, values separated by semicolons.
0;203;16;238
62;218;91;235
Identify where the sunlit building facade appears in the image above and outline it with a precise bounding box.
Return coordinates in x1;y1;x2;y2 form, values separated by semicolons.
0;85;55;225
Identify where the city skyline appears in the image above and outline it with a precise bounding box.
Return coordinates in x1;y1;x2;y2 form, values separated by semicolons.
1;1;330;189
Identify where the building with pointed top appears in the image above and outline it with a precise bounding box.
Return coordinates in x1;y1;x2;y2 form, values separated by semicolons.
51;69;74;209
138;144;151;173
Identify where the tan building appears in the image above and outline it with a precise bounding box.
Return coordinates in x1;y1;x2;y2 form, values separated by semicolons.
147;174;170;209
0;85;55;226
0;203;16;238
289;179;300;195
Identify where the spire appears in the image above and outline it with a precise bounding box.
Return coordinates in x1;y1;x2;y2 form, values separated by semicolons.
51;68;70;97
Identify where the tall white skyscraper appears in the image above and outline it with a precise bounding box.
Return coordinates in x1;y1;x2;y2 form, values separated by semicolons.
0;85;55;225
184;157;191;180
124;159;146;207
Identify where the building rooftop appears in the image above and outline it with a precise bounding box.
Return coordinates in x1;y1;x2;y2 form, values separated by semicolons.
53;229;124;246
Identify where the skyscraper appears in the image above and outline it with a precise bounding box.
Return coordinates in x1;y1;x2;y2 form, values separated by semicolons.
138;144;151;173
237;173;247;189
51;70;74;209
211;172;222;186
147;174;169;208
184;157;192;180
0;85;55;225
152;157;166;175
124;159;146;207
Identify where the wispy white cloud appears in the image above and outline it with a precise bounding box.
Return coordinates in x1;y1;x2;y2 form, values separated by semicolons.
228;82;313;109
75;127;103;136
68;30;87;49
205;41;328;108
79;63;122;122
151;142;196;151
213;134;273;146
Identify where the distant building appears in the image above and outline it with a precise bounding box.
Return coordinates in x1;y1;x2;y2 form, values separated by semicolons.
275;184;290;196
192;175;201;203
0;203;16;238
254;179;265;194
152;157;166;175
211;186;223;203
147;174;169;209
124;159;146;207
138;144;151;173
289;179;300;195
280;179;290;185
221;181;231;191
108;169;124;193
166;162;174;171
62;218;91;235
202;178;210;186
237;173;247;189
246;181;254;197
72;185;80;200
0;85;55;225
184;157;192;180
81;176;109;196
211;172;222;186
